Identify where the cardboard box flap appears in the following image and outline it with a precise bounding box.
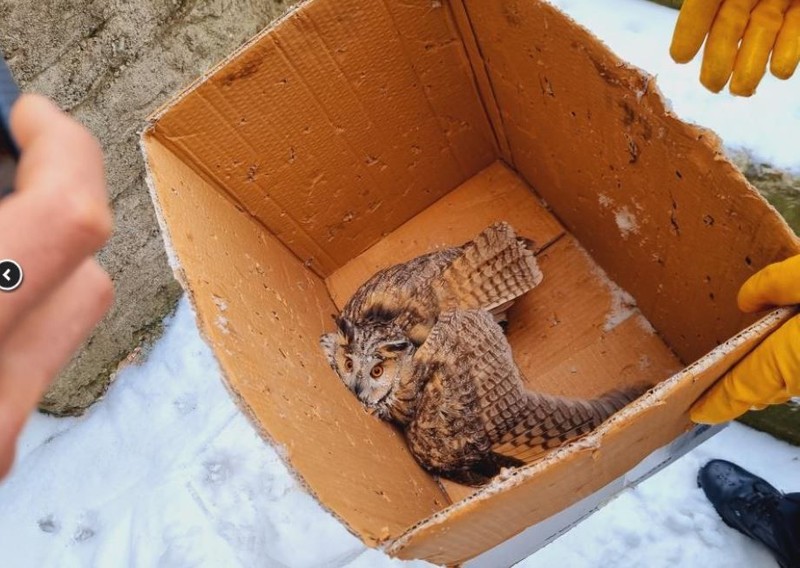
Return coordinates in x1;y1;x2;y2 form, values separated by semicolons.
142;137;451;545
460;0;800;363
149;0;496;277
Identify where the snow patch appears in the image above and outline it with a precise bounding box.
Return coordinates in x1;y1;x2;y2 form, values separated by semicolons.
635;313;657;335
614;206;639;238
578;245;640;332
215;315;230;335
598;195;641;239
212;295;228;312
604;285;637;332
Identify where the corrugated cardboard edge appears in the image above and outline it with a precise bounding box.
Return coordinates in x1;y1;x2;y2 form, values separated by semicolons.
386;307;796;559
463;422;725;568
139;137;374;547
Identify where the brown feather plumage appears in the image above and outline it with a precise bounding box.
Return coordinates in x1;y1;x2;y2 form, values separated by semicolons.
405;310;645;483
338;222;541;346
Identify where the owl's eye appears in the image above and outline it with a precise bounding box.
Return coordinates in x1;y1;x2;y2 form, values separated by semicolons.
370;364;384;379
344;358;354;372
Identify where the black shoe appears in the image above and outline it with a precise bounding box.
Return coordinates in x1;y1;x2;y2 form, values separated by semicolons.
698;459;800;568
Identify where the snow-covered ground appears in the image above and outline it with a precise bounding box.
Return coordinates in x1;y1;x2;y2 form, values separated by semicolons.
2;1;799;567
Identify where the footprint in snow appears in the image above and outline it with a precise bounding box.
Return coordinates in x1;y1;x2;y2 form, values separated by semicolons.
72;510;99;543
173;393;198;415
37;515;60;534
204;457;232;485
73;524;95;542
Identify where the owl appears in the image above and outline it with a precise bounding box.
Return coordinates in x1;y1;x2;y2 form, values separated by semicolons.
320;223;645;485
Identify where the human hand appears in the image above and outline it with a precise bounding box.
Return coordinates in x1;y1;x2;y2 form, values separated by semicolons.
0;94;113;479
691;255;800;424
670;0;800;96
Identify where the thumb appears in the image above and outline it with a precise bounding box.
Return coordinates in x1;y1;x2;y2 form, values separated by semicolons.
691;314;800;424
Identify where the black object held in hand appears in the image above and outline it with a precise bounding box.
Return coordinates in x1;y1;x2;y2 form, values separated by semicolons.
0;57;20;199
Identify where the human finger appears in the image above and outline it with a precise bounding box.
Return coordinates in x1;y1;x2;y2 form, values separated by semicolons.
738;255;800;312
0;259;112;478
0;96;111;339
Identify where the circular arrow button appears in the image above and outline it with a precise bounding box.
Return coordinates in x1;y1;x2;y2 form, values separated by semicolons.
0;259;23;292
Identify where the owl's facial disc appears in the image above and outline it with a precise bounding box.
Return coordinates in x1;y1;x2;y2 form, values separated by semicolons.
350;336;412;414
320;320;415;420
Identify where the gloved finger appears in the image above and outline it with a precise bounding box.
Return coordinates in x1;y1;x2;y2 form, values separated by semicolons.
730;0;791;96
771;0;800;78
701;0;761;92
691;314;800;424
738;254;800;312
671;0;725;63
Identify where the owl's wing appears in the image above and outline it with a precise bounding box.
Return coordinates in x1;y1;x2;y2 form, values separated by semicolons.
406;310;527;476
490;386;645;463
432;222;543;313
414;308;529;426
416;310;645;467
404;364;491;476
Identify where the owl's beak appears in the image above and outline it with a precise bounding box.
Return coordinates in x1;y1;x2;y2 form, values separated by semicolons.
354;381;366;399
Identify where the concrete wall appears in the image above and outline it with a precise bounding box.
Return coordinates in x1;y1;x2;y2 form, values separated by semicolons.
1;0;296;415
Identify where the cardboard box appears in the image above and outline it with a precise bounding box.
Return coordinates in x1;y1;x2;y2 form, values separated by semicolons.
141;0;800;565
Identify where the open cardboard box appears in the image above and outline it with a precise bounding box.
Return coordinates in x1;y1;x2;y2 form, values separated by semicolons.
141;0;800;565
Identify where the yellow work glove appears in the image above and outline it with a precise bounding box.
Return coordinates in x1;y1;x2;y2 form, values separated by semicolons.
691;255;800;424
670;0;800;96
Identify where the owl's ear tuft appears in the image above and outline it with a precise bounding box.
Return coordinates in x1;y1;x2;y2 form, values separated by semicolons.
335;316;355;342
319;332;340;369
381;340;412;353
